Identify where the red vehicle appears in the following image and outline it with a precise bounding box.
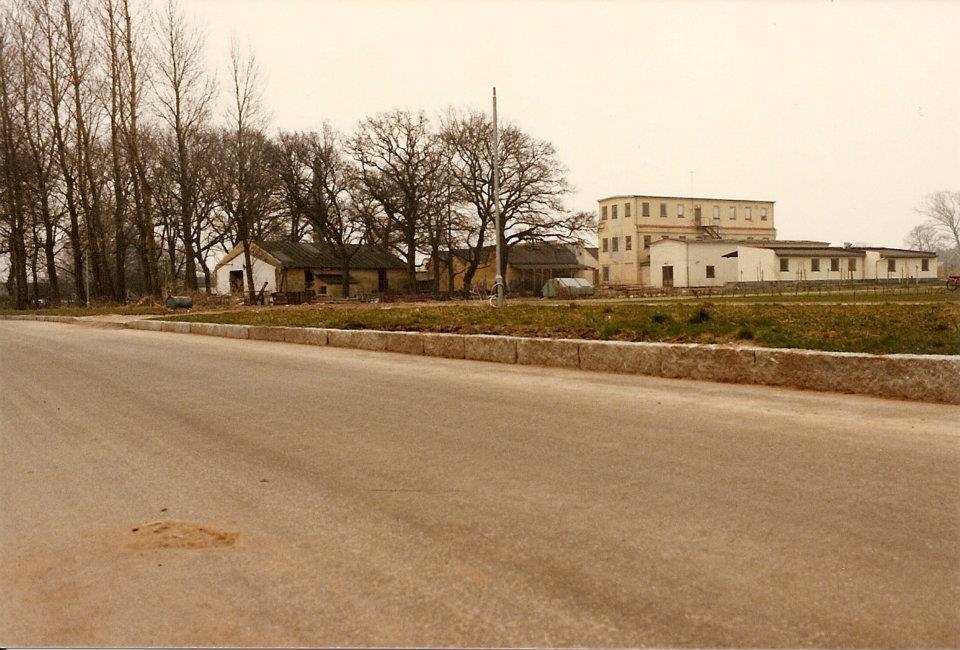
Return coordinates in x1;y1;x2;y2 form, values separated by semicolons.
948;275;960;291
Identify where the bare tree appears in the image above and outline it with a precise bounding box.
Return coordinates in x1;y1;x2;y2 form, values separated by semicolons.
917;191;960;253
277;127;367;296
0;12;29;308
350;110;446;292
905;222;946;252
12;4;61;304
441;109;576;291
153;0;214;291
32;0;86;302
217;42;279;303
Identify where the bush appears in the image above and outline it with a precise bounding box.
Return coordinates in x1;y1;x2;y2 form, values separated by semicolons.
688;307;711;324
651;313;672;324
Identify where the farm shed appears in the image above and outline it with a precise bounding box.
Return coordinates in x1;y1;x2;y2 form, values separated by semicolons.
214;240;407;299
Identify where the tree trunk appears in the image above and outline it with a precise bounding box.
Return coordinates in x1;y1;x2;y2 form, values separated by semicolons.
341;258;350;298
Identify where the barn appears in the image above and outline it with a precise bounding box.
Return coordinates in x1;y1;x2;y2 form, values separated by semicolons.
214;240;407;299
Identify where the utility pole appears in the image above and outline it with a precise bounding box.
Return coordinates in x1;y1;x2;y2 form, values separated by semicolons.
83;246;90;308
492;87;504;307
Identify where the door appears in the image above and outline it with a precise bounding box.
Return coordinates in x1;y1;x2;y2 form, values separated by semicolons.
662;265;674;288
229;270;244;293
377;269;388;292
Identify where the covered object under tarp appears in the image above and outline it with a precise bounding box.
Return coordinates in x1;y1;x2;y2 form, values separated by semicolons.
542;277;594;298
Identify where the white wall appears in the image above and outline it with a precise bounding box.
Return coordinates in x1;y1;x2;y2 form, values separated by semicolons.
649;240;689;287
736;246;779;283
215;252;279;294
684;242;739;287
863;251;937;280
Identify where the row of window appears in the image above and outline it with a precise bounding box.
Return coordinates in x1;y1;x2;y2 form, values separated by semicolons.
601;234;770;253
778;258;928;273
601;202;768;222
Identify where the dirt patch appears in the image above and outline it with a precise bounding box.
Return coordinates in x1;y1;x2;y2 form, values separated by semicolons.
128;521;237;550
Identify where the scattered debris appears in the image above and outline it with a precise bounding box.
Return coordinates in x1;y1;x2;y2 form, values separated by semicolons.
128;521;237;550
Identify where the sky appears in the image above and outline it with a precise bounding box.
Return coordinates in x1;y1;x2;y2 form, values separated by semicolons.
178;0;959;247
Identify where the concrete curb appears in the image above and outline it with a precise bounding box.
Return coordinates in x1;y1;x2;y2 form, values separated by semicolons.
3;315;958;404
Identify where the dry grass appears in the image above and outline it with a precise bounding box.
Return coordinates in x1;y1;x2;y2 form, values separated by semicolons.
161;300;960;355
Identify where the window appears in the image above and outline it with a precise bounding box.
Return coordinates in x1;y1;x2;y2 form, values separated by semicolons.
602;238;608;252
780;258;789;272
601;206;607;220
677;203;684;218
611;205;618;219
660;202;667;218
729;206;736;220
811;258;820;272
612;237;619;252
887;259;896;273
678;235;687;240
706;265;715;279
319;285;327;295
922;258;929;272
661;234;669;239
761;208;768;221
624;203;631;218
745;207;752;221
602;266;609;282
830;258;839;272
643;235;652;248
625;236;632;251
848;258;857;272
642;202;650;217
694;206;701;220
713;206;720;221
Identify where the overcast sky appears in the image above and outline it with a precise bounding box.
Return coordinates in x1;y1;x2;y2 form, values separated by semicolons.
182;0;959;247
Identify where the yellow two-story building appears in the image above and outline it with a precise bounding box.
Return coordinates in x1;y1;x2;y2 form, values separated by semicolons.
597;194;776;285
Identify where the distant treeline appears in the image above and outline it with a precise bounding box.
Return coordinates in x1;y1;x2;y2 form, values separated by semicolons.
0;0;593;308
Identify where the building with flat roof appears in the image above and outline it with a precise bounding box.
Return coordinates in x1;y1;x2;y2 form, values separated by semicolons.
648;239;938;288
597;194;776;285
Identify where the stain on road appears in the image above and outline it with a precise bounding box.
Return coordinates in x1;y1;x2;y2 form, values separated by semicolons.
128;521;237;550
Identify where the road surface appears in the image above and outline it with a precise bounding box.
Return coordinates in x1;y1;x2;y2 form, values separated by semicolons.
1;320;958;647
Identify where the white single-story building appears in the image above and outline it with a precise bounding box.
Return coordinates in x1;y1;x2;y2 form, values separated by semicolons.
649;239;939;288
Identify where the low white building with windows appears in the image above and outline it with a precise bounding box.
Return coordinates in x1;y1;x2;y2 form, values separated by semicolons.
649;239;938;288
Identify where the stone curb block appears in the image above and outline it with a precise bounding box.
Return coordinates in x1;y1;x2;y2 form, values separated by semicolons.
578;340;664;375
465;335;518;364
327;329;386;351
753;348;960;404
282;327;327;346
189;322;249;339
385;331;425;355
659;343;759;384
248;326;287;342
517;338;580;368
127;320;163;331
422;333;466;359
160;321;191;334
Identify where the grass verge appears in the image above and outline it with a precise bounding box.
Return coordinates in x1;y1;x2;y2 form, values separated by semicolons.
160;301;960;355
0;305;167;317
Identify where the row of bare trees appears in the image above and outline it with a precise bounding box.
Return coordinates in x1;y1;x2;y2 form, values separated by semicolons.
907;191;960;273
0;1;591;309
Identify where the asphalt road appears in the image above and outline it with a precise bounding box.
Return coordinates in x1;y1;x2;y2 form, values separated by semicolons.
1;320;958;648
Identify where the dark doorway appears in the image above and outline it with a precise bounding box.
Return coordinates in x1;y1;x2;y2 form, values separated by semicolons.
378;269;388;292
662;265;674;288
229;270;244;293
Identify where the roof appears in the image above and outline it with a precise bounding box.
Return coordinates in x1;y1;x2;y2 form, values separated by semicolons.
453;242;590;268
862;247;937;259
598;194;776;204
216;240;406;270
650;238;826;247
763;248;865;257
